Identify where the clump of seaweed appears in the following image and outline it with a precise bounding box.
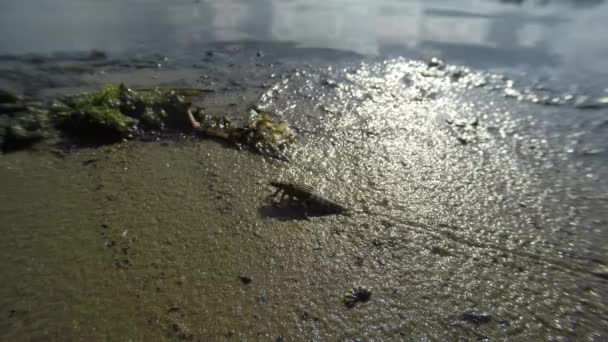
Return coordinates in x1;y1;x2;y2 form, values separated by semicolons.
56;84;136;142
54;84;197;142
188;109;295;161
251;112;296;147
245;112;296;161
1;83;296;160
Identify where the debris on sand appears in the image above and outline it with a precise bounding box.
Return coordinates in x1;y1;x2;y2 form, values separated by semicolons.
0;84;296;160
343;286;372;308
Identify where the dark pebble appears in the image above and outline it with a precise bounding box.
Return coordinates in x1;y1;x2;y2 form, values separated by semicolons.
321;79;338;88
462;309;492;324
82;158;98;166
354;256;364;267
239;275;252;284
371;239;384;247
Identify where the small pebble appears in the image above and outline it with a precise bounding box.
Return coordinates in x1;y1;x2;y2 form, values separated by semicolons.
259;289;269;303
239;275;252;285
462;309;492;324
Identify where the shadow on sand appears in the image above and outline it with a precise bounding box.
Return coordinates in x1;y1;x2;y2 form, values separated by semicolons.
258;202;340;221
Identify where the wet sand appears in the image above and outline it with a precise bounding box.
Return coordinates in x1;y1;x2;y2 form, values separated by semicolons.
1;0;607;340
0;53;607;340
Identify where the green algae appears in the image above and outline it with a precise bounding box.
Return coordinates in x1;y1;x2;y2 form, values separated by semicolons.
189;110;296;161
245;112;295;161
60;84;297;152
57;84;136;141
57;84;191;141
77;84;121;107
0;83;296;160
251;112;296;147
60;105;136;141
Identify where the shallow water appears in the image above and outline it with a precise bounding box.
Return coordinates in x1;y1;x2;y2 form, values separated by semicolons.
1;0;607;340
2;0;608;75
